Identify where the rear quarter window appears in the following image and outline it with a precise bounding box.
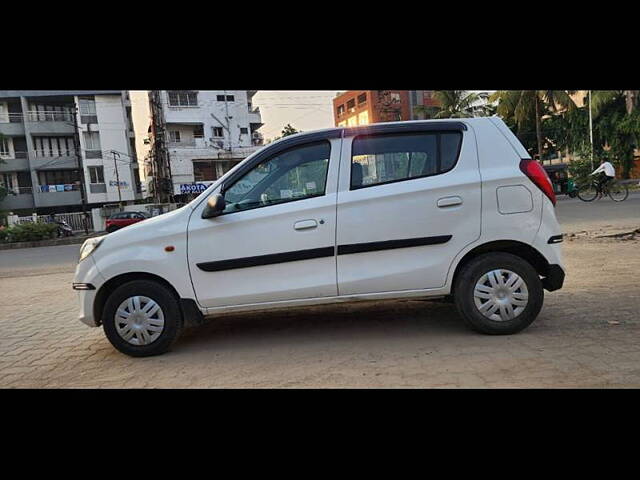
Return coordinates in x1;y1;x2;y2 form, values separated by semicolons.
351;131;462;189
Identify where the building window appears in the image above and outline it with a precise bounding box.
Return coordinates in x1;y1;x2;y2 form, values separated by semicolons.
240;127;249;134
350;132;462;189
79;97;96;115
34;136;75;157
347;99;356;110
169;131;181;143
0;137;8;156
83;132;102;151
193;125;204;138
38;170;81;188
212;127;224;137
168;91;198;107
347;116;358;127
357;93;367;105
390;93;401;103
337;104;345;115
357;111;369;126
216;95;235;102
88;166;105;184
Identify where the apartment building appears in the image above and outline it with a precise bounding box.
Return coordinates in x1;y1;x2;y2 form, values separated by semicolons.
147;90;264;199
333;90;439;127
0;90;141;215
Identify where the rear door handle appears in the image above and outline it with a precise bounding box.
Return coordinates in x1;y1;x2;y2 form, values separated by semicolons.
294;219;318;231
437;196;463;208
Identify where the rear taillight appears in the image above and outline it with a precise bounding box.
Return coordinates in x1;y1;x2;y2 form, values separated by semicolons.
519;159;556;206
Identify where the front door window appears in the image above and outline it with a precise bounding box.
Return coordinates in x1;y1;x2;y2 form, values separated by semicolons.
222;141;331;214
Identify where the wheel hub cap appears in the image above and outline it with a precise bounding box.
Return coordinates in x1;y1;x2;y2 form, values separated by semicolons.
114;296;165;346
473;269;529;322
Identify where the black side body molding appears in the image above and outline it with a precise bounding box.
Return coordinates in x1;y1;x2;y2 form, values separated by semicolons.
197;247;335;272
337;235;453;255
196;236;453;273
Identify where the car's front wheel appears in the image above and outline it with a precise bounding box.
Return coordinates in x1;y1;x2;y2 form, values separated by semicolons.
454;253;543;335
102;280;183;357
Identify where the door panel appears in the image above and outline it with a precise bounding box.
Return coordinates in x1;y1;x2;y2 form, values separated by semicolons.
336;128;481;295
188;138;341;308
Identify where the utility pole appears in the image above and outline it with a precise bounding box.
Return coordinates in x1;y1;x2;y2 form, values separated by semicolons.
112;150;123;207
71;104;89;235
588;90;594;170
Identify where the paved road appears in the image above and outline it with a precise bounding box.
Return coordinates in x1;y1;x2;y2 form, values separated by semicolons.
556;191;640;234
1;201;640;388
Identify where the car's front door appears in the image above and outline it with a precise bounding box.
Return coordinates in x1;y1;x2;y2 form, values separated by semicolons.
188;138;341;308
335;125;481;295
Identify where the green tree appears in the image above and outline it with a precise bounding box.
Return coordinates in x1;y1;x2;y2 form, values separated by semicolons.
590;91;640;178
431;91;486;118
490;90;576;161
281;124;300;137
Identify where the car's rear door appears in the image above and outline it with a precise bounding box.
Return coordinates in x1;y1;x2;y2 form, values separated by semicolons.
335;122;481;295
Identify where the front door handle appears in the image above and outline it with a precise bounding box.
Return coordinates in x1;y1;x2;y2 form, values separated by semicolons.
294;219;318;231
437;196;463;208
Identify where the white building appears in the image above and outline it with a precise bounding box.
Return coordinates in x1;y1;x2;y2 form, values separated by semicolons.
150;90;263;197
0;90;141;214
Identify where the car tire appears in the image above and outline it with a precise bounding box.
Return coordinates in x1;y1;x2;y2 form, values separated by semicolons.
102;280;183;357
454;252;543;335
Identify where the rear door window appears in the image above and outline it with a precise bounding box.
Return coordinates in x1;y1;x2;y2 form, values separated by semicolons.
351;132;462;189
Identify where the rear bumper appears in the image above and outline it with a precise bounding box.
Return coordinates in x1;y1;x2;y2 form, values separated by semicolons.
542;264;565;292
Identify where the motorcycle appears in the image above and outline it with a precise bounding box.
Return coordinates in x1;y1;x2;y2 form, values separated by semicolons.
54;219;74;237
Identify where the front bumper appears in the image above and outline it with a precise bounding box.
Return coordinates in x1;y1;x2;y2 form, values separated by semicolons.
542;264;565;292
73;256;106;327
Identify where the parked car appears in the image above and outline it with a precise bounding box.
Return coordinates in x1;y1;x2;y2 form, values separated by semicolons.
74;118;565;357
105;211;148;233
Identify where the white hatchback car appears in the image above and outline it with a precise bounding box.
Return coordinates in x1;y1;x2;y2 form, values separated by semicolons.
74;118;565;357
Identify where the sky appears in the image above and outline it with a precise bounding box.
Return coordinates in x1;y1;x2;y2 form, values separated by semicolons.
252;90;340;140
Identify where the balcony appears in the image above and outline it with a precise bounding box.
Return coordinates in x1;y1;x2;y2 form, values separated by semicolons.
34;189;82;208
0;187;35;211
168;137;207;149
32;151;79;170
0;151;29;172
0;113;26;135
25;111;75;135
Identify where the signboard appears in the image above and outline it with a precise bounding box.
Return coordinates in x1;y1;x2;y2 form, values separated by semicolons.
180;183;209;195
109;180;129;189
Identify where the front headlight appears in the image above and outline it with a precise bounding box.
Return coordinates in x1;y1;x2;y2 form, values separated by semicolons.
79;236;105;262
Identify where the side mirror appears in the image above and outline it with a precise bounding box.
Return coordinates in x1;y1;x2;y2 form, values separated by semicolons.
201;194;226;219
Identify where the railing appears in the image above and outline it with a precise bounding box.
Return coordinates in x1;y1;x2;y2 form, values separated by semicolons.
25;111;74;122
33;149;77;158
4;186;33;195
0;113;24;123
15;212;93;232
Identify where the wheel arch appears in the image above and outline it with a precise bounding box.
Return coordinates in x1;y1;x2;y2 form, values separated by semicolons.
93;272;182;327
450;240;553;294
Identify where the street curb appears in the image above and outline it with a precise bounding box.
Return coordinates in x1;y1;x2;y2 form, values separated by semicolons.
0;233;103;251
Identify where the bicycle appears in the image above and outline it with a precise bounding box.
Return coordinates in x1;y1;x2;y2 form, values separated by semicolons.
575;178;629;202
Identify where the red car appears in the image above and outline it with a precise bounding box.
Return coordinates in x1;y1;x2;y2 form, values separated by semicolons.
105;211;149;233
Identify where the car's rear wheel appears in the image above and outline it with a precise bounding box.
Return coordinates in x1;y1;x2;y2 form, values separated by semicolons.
106;225;119;234
454;252;543;335
102;280;183;357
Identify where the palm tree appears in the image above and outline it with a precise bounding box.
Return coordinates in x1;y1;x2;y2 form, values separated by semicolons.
431;91;485;118
490;91;576;161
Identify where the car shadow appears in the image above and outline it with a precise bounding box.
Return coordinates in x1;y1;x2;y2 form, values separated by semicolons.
174;298;468;354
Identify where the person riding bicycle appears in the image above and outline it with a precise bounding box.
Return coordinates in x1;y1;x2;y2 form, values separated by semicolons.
590;160;616;191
